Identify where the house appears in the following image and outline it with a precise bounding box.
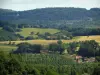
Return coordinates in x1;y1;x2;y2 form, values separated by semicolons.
84;57;95;62
47;36;57;40
75;55;82;63
40;50;49;54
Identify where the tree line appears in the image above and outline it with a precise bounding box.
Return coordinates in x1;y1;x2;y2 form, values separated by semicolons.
13;40;100;58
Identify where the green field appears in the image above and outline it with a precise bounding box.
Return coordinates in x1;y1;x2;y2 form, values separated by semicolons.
0;44;17;53
16;28;60;38
0;27;2;30
0;35;100;45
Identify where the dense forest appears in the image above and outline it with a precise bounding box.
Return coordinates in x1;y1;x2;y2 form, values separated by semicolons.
0;51;100;75
0;7;100;27
0;7;100;21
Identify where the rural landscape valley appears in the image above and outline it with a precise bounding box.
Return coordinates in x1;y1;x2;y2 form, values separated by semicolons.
0;4;100;75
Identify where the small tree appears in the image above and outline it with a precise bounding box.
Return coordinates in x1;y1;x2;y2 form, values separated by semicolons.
57;40;62;45
3;26;15;32
25;36;34;40
49;43;59;53
30;32;34;35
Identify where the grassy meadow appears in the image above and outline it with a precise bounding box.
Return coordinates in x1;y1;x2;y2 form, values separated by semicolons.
16;28;60;38
0;27;2;30
0;35;100;45
0;44;17;53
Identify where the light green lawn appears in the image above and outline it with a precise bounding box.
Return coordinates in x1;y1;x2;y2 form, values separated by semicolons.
16;28;60;38
0;27;2;30
0;45;17;53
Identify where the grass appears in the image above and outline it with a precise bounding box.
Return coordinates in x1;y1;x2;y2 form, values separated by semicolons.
16;28;60;38
0;27;2;30
0;35;100;45
0;44;17;53
0;40;74;45
75;35;100;42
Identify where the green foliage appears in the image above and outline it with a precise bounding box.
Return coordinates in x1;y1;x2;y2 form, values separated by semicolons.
0;50;100;75
1;7;100;22
72;28;100;36
0;8;100;37
3;26;15;32
92;63;100;75
46;70;59;75
49;43;59;52
14;43;42;53
0;51;23;75
78;40;100;57
0;7;100;75
67;42;79;54
64;40;100;57
25;36;34;40
96;56;100;62
0;29;18;41
57;40;62;45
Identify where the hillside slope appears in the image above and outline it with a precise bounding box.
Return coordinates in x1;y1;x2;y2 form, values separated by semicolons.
0;8;100;27
0;29;18;41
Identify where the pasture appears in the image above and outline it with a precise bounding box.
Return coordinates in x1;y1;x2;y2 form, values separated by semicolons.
16;28;60;37
0;27;2;30
0;44;17;53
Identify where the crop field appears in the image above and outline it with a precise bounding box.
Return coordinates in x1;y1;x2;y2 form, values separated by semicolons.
16;28;60;37
75;35;100;42
0;40;73;45
0;35;100;45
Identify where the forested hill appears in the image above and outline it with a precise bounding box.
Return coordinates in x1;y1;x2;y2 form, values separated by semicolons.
0;7;100;40
0;7;100;22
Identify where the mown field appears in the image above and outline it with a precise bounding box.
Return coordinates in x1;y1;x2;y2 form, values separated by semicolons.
75;35;100;42
0;35;100;45
0;44;17;53
16;28;60;38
